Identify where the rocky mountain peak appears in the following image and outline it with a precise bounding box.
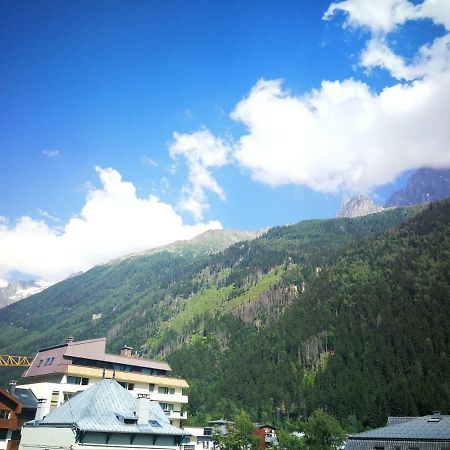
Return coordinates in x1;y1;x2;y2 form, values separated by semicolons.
336;194;384;218
385;168;450;207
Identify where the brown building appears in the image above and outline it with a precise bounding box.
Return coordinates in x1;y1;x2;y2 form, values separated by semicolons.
254;424;277;450
0;382;37;450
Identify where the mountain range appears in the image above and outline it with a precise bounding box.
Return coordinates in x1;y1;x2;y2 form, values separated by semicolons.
0;279;54;309
337;167;450;218
0;198;449;429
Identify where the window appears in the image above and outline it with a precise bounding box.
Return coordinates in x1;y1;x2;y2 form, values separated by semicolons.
149;420;161;427
67;376;89;385
50;391;59;410
149;383;155;392
0;410;11;420
203;442;210;449
67;376;80;384
127;383;134;391
169;387;175;395
45;356;55;366
37;359;44;367
63;392;75;402
158;386;169;394
0;428;8;439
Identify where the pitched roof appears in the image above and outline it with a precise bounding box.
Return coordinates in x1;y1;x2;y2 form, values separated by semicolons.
38;379;186;436
24;337;171;378
349;415;450;441
13;388;38;410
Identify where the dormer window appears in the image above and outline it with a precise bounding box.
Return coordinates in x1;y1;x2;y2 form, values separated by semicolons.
116;414;138;425
149;420;161;427
44;356;55;366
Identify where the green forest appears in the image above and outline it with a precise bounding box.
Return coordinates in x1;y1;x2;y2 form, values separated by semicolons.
0;200;449;429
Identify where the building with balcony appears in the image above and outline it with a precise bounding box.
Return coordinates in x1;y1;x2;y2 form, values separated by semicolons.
19;378;188;450
0;382;37;450
18;337;188;427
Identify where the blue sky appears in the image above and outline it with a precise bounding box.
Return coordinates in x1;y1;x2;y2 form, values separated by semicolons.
1;0;450;282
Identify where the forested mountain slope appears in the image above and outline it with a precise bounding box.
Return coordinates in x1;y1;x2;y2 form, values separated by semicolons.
167;200;450;427
1;202;448;429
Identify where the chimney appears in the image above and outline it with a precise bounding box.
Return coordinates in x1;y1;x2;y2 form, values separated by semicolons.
8;380;17;396
66;337;74;344
120;345;133;357
136;394;150;425
35;399;49;421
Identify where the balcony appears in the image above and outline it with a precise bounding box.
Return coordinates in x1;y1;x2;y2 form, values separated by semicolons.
150;392;188;404
164;410;188;420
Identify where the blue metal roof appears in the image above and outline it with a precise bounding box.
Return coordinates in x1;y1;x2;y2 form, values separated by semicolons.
349;415;450;441
39;379;186;436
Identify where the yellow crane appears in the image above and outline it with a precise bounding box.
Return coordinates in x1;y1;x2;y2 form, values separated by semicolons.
0;355;32;367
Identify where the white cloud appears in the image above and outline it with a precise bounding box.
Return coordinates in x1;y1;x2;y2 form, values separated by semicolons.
0;167;221;282
323;0;417;33
37;208;60;222
142;156;158;167
169;0;450;199
169;129;231;220
42;150;60;158
231;73;450;193
326;0;450;81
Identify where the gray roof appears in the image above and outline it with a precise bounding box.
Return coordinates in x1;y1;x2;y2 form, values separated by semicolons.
38;379;186;436
386;417;416;427
349;415;450;441
13;388;38;410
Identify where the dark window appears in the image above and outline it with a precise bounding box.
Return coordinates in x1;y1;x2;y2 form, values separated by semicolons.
63;392;74;402
127;383;134;391
81;377;89;385
149;383;155;392
67;376;81;385
149;420;161;427
0;409;11;420
0;428;7;439
45;356;55;366
37;359;44;367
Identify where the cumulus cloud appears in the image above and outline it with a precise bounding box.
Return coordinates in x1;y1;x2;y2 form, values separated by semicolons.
169;129;231;220
42;150;60;158
232;74;450;193
169;0;450;200
0;167;221;282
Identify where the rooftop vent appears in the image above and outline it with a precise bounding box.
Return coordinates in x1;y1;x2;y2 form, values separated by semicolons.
8;380;17;396
428;411;442;422
120;345;133;357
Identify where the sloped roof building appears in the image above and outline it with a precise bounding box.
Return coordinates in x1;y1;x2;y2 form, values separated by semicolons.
345;413;450;450
20;379;188;450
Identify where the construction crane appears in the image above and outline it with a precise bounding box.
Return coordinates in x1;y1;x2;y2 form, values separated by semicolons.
0;355;32;367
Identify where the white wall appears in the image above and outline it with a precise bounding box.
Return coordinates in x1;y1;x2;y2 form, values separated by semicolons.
19;426;75;450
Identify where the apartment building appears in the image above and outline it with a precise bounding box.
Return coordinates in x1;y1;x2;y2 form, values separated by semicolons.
20;379;187;450
18;337;188;427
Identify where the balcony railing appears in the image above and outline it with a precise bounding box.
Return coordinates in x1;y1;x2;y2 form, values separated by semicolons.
164;410;187;420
